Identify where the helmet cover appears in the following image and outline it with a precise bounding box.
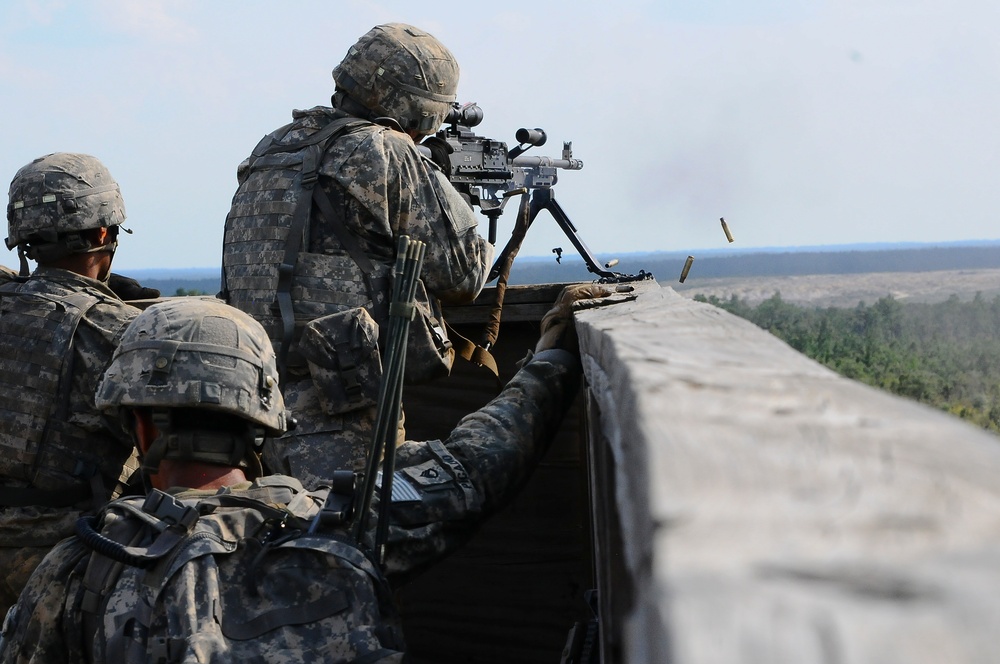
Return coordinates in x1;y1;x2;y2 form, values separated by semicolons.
332;23;459;136
95;297;287;435
6;152;126;251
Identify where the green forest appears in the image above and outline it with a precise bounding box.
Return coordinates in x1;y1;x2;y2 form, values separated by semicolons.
694;291;1000;433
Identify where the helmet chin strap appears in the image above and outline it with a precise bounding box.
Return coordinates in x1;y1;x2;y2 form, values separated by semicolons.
23;226;119;275
139;409;263;478
16;247;30;277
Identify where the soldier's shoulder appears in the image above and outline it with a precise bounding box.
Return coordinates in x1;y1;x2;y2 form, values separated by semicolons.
290;105;338;123
330;124;422;169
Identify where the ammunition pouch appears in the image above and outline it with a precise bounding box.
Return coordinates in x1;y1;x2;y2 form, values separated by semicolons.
300;307;382;415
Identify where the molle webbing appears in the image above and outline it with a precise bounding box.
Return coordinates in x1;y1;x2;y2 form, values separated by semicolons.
221;116;381;382
0;284;116;502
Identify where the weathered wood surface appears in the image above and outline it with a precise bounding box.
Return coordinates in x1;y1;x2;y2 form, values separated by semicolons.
576;285;1000;664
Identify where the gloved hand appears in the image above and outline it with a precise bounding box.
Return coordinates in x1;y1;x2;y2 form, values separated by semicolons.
107;273;161;301
534;283;615;355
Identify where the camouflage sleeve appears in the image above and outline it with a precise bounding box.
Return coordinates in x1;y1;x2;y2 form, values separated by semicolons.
0;539;87;663
418;169;494;305
332;128;494;306
381;349;580;578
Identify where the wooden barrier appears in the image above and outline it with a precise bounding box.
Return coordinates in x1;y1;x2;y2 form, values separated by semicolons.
576;285;1000;663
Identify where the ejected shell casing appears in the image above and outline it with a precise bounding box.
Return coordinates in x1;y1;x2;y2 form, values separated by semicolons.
679;255;694;283
721;217;734;243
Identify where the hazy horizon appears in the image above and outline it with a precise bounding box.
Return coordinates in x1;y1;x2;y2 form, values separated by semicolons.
118;238;1000;277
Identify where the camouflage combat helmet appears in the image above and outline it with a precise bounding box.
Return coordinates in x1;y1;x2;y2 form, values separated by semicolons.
332;23;459;137
6;152;126;268
95;298;287;473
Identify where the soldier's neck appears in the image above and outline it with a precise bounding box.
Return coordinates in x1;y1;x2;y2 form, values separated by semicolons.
151;461;249;492
42;252;113;281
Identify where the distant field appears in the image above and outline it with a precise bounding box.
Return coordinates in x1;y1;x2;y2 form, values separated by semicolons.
672;268;1000;308
123;243;1000;306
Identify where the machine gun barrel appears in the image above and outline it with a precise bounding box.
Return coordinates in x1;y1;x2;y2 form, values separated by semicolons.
511;155;584;170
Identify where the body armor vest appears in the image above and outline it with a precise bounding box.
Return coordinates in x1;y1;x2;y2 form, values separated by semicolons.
0;279;122;504
221;114;389;376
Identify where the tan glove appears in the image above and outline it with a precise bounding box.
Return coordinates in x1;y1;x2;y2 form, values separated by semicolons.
534;283;615;354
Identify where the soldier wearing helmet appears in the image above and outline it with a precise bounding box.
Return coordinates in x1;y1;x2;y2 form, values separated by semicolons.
0;286;606;662
0;153;151;619
221;24;494;488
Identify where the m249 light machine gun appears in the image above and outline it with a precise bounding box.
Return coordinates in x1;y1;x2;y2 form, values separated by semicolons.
420;102;653;285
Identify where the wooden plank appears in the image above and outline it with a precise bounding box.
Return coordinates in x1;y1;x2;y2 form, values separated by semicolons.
442;283;573;324
576;285;1000;663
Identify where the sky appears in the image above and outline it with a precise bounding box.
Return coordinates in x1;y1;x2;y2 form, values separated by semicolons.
1;0;998;273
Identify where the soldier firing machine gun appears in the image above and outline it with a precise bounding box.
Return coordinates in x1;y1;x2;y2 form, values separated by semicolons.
420;102;653;285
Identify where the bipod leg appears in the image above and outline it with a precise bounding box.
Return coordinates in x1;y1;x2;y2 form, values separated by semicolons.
531;189;621;281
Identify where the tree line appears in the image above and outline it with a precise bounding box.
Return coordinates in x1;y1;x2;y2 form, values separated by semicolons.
694;291;1000;433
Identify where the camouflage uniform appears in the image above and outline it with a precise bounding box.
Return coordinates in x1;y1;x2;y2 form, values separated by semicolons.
0;153;142;621
0;349;579;663
224;108;493;484
0;268;139;619
223;24;493;486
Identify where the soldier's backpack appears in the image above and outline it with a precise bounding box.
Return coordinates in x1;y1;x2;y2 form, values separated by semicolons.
75;477;405;663
221;113;455;389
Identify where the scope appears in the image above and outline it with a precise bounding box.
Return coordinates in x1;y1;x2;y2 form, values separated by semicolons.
444;102;484;128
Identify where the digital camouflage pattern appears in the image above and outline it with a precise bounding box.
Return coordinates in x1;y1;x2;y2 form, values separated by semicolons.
379;350;580;576
332;23;460;137
224;104;493;485
223;105;492;329
267;307;386;484
298;308;382;417
263;382;405;486
1;475;405;663
0;349;580;662
6;153;126;252
0;267;139;619
0;508;82;628
95;298;287;435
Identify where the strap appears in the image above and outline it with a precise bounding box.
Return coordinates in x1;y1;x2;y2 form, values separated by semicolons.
221;589;349;641
275;143;319;387
484;192;531;342
263;115;365;154
446;322;501;385
272;116;362;387
79;509;153;655
312;185;391;327
117;339;265;369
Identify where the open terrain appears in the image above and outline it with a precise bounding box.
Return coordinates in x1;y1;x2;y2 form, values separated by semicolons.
126;243;1000;305
672;267;1000;308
